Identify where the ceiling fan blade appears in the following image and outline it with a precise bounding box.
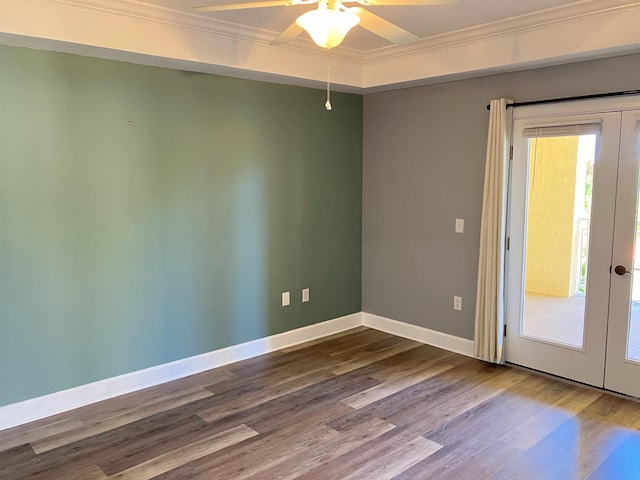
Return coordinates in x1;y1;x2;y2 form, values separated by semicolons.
355;8;417;44
355;0;454;5
271;22;305;45
194;1;290;12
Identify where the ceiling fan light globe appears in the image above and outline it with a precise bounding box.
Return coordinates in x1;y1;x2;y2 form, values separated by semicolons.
296;6;360;48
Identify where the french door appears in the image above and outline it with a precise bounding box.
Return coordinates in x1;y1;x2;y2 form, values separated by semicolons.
505;99;640;398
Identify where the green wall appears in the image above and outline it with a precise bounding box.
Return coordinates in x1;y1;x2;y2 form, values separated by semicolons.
0;45;363;406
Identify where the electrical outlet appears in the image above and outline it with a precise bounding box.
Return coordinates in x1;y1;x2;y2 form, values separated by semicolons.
302;288;310;303
282;292;290;307
453;296;463;311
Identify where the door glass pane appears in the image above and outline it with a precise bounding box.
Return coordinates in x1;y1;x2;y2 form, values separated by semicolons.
521;134;597;348
628;132;640;362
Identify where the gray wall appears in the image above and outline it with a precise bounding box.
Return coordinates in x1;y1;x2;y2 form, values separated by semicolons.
0;45;363;406
363;53;640;340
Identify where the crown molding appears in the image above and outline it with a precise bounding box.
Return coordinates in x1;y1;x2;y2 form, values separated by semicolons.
29;0;640;65
1;0;365;89
2;0;640;91
41;0;276;45
35;0;365;63
362;0;640;89
366;0;640;62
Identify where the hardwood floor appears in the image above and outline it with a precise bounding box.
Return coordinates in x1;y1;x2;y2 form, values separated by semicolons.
1;327;640;479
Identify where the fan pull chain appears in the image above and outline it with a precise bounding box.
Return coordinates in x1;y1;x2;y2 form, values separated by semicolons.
325;48;332;111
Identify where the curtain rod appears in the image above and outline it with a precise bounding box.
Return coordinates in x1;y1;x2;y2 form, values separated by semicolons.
485;89;640;110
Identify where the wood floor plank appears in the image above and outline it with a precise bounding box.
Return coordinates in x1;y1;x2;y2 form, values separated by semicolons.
30;388;214;454
491;416;586;480
594;394;640;428
364;344;456;382
0;455;109;480
243;417;398;480
0;443;37;471
98;373;341;475
295;423;436;480
77;465;109;480
228;345;336;377
206;350;341;395
0;414;210;480
417;364;533;420
244;372;379;433
110;424;258;480
53;464;108;480
155;403;354;480
70;371;234;424
179;371;372;442
397;377;578;480
488;393;640;480
342;435;442;480
586;432;640;480
411;439;524;480
322;329;409;358
280;326;369;352
325;359;506;433
1;328;639;480
94;414;222;476
424;375;575;448
199;425;342;479
198;369;336;423
0;417;84;452
330;339;422;375
564;397;640;479
205;351;341;395
331;359;507;433
575;420;634;478
499;385;603;451
341;362;455;409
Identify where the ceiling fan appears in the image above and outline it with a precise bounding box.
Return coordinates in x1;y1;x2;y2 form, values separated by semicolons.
193;0;454;49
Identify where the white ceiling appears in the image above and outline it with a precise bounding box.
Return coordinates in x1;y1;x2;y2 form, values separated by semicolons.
1;0;640;92
153;0;586;51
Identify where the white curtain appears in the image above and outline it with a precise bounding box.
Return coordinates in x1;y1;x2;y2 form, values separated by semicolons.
474;98;512;364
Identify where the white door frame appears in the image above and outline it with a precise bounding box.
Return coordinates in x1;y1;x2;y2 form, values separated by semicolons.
605;109;640;397
505;95;640;392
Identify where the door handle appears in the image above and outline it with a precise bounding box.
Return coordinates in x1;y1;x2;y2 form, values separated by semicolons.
614;265;632;276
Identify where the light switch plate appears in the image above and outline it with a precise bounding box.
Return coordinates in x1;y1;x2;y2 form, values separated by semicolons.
455;218;464;234
282;292;290;306
454;296;463;311
302;288;310;303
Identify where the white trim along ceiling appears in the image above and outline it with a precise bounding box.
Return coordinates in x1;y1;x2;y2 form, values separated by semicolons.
1;0;640;93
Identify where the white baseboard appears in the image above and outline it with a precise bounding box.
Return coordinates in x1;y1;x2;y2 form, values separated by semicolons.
0;311;474;431
0;312;363;431
362;312;474;358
